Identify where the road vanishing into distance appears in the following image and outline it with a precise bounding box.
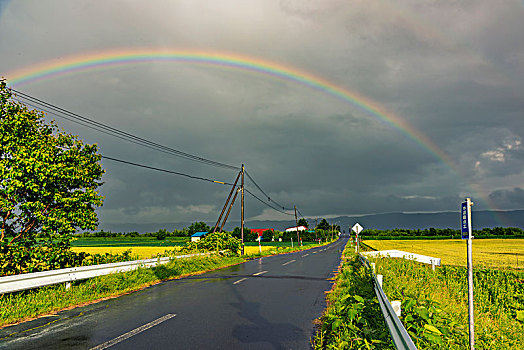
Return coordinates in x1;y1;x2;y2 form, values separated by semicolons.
1;237;348;349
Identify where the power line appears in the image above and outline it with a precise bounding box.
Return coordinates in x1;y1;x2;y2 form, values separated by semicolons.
12;89;239;171
11;88;306;218
244;170;294;211
101;155;235;186
244;188;294;216
103;155;295;216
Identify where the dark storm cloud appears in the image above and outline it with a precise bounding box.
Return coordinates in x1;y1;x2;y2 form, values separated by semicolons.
489;187;524;210
1;0;523;225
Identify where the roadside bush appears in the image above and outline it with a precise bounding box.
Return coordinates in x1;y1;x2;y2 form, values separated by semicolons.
0;239;136;276
180;231;241;256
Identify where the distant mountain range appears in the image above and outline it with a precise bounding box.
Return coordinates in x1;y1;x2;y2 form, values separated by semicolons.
98;209;524;233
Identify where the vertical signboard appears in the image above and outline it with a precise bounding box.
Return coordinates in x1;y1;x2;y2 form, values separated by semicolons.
461;201;469;239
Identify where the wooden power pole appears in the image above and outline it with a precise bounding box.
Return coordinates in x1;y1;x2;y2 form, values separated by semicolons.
294;206;300;245
241;164;245;255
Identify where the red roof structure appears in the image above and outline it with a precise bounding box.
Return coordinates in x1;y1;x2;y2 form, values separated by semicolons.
250;228;274;236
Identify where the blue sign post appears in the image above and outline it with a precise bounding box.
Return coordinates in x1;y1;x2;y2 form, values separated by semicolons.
461;201;471;239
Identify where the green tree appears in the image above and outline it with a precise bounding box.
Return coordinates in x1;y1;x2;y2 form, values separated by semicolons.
316;218;330;231
297;218;309;228
187;221;210;235
0;80;104;272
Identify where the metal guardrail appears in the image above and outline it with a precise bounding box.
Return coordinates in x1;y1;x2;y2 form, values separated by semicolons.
359;254;418;350
362;250;441;267
0;252;208;295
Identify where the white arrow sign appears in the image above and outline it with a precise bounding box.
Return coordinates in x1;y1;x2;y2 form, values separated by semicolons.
352;223;363;235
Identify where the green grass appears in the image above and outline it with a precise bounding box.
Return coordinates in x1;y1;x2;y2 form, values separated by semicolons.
370;257;524;349
313;246;394;349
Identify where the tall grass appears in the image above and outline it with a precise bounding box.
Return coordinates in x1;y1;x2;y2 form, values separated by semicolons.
371;257;524;349
313;250;394;349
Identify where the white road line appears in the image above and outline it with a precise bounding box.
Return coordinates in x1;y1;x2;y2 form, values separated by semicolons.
302;254;309;257
233;277;248;284
312;251;317;254
90;314;176;350
253;271;268;276
282;259;296;266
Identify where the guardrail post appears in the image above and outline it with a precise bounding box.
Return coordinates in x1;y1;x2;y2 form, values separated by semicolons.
376;274;383;288
391;300;401;317
371;262;375;272
431;260;435;271
65;282;71;290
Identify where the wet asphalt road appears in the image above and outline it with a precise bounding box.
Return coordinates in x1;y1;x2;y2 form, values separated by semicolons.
1;237;348;349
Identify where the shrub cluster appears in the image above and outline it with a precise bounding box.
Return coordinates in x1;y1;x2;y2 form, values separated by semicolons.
0;238;135;276
180;231;241;256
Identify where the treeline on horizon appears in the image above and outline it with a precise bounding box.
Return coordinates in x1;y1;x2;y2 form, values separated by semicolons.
76;221;338;242
77;224;524;240
361;227;524;239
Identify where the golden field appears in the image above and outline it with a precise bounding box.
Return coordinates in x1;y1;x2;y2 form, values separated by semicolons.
363;239;524;268
243;245;276;254
72;244;313;259
71;246;177;259
72;245;275;258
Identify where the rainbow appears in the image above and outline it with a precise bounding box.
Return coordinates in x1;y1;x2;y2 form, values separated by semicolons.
4;48;503;223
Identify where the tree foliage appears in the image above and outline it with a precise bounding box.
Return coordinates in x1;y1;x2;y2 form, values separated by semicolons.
316;218;330;231
0;80;105;273
187;221;210;235
297;218;309;228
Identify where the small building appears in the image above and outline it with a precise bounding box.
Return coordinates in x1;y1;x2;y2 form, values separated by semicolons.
250;228;274;237
191;231;207;242
285;226;307;232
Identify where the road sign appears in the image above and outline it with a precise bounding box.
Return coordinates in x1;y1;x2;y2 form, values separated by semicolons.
352;223;363;235
461;199;472;239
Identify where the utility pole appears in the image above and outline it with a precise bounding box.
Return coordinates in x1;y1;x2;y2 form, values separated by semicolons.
294;206;300;245
241;164;245;255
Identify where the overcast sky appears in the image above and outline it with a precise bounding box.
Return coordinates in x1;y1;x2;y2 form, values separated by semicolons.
1;0;523;227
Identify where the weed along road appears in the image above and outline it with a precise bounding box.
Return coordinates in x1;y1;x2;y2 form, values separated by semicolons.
0;237;348;349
